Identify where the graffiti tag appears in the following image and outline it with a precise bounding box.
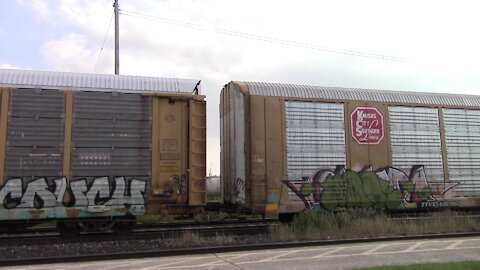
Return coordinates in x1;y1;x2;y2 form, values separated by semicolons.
283;165;460;211
0;177;146;210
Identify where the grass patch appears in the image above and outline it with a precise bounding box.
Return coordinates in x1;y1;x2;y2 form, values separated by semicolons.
167;231;238;248
353;260;480;270
140;210;478;250
270;210;479;242
171;231;203;247
138;210;478;253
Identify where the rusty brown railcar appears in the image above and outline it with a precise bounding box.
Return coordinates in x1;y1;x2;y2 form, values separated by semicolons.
220;81;480;217
0;69;206;234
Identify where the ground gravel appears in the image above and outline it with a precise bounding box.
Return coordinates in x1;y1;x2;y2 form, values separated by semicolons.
0;234;265;260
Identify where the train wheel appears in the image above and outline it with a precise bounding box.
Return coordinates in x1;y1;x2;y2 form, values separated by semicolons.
56;220;81;237
112;215;136;235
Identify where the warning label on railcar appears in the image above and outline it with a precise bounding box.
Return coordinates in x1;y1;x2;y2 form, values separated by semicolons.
351;107;384;145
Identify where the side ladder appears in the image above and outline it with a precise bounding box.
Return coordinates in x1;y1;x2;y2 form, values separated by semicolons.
188;100;207;206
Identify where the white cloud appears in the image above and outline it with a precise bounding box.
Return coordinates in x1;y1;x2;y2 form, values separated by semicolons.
0;63;28;69
41;33;97;72
17;0;53;22
13;0;480;174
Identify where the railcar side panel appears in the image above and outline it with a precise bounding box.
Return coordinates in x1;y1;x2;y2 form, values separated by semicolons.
0;86;206;221
250;95;268;212
221;81;480;215
220;83;247;206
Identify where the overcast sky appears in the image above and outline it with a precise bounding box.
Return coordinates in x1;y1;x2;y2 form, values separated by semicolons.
1;0;479;175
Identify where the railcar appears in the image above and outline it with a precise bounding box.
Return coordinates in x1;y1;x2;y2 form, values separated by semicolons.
220;81;480;220
0;69;206;235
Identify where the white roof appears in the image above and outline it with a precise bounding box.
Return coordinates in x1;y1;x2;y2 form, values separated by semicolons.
244;81;480;107
0;69;201;94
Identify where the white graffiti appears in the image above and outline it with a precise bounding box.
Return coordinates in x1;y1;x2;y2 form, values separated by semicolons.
107;177;146;205
19;178;57;208
234;177;246;204
0;177;147;209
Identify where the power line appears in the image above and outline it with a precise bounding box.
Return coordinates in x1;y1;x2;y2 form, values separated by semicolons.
94;11;114;72
120;9;406;62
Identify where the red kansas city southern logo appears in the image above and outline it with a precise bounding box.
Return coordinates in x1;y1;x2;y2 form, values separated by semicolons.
351;107;384;145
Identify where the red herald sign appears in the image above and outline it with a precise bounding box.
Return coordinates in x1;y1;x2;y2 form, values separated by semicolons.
351;107;384;145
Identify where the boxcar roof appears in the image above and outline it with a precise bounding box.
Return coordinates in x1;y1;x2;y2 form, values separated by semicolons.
243;81;480;107
0;69;201;94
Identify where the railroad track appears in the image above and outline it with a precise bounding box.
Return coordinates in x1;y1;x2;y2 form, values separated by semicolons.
1;231;479;267
0;219;278;246
1;213;478;267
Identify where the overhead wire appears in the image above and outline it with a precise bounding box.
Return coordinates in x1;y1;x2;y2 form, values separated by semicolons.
94;11;115;72
120;9;406;62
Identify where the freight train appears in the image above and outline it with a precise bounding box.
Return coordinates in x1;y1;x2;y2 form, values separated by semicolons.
0;69;479;235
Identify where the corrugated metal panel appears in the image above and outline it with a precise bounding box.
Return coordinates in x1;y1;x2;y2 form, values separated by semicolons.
7;118;64;147
285;101;346;179
72;119;151;148
0;69;201;94
70;148;150;177
5;147;62;178
443;108;480;195
245;82;480;107
70;91;151;181
388;106;444;181
4;89;64;179
74;91;151;120
9;89;64;118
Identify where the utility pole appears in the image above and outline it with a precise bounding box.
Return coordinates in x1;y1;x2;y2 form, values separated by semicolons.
114;0;120;75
